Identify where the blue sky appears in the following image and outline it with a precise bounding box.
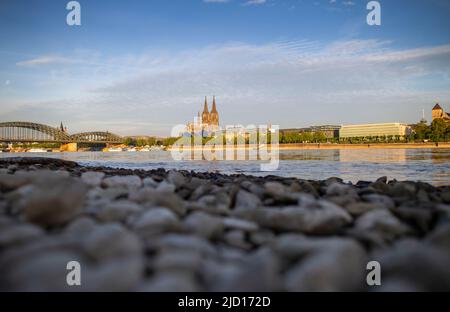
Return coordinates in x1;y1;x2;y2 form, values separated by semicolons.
1;0;450;135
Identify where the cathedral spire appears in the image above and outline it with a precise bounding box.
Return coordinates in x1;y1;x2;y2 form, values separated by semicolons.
211;96;218;113
203;96;209;114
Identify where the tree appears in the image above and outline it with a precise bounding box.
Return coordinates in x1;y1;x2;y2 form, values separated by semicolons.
430;119;448;142
124;137;136;146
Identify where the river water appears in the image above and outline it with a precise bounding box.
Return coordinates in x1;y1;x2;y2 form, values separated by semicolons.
1;148;449;186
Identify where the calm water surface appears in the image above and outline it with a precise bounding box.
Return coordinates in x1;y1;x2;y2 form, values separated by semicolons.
1;148;449;186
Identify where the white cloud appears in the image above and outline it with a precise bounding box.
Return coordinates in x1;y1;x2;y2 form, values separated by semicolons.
342;1;355;6
4;39;450;136
16;55;76;67
243;0;266;5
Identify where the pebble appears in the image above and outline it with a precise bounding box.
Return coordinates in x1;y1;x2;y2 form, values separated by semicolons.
1;157;449;292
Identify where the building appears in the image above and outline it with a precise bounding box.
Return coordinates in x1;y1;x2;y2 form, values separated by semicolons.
280;125;340;140
339;123;412;139
186;96;220;136
432;103;450;122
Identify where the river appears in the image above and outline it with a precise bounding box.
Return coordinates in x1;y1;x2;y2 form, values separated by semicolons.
1;148;449;186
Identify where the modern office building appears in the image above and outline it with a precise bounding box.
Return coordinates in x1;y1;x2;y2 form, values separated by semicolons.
339;123;412;139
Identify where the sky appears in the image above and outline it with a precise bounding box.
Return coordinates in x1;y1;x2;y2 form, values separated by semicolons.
1;0;450;136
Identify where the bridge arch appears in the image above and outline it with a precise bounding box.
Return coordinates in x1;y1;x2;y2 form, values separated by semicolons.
69;132;123;143
0;121;70;142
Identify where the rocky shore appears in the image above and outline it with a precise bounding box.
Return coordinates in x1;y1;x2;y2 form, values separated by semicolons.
1;157;450;291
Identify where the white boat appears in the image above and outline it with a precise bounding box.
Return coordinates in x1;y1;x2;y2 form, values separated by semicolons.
139;147;151;152
127;147;137;152
28;148;49;153
108;147;126;152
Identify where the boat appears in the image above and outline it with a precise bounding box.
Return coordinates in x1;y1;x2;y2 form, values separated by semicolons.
108;147;126;152
27;148;49;153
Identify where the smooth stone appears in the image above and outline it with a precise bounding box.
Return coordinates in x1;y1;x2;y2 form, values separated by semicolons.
284;238;367;291
23;176;87;227
102;175;142;189
129;208;179;237
96;200;142;222
84;223;142;261
371;239;450;291
156;180;176;193
83;257;144;291
129;187;186;216
81;171;105;187
142;177;158;188
204;247;281;292
354;209;412;242
1;250;86;291
222;217;259;232
183;211;224;239
362;193;396;210
167;171;187;188
234;190;262;210
242;200;352;235
345;202;384;216
224;230;252;250
153;249;203;273
0;223;45;247
156;234;216;257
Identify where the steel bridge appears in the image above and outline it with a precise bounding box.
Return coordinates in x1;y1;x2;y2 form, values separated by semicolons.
0;122;123;144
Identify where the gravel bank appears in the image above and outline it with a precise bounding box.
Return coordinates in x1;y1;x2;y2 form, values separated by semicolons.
1;157;450;291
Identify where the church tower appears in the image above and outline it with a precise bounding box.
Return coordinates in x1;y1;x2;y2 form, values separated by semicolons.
210;96;219;126
202;96;210;125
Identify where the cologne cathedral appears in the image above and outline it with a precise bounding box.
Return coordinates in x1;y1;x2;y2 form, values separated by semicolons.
187;96;220;135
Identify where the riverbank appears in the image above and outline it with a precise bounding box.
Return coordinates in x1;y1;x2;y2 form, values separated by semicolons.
1;157;450;291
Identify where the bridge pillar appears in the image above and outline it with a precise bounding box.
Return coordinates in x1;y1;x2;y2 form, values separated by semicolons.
60;143;78;152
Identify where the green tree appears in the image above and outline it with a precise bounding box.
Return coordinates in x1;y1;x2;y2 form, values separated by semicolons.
430;119;448;142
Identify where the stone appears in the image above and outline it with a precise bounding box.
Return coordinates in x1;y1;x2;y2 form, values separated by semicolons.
0;223;45;247
81;171;105;187
129;208;179;237
284;238;367;291
156;234;216;257
204;247;281;292
183;211;224;239
345;202;384;216
245;200;352;235
222;217;259;232
96;200;142;223
23;175;88;227
83;223;142;261
142;177;158;188
167;170;187;188
156;180;176;193
354;209;412;242
83;257;144;291
362;193;396;210
102;175;142;189
371;239;450;291
234;189;262;210
153;249;203;273
1;250;86;291
129;187;186;216
224;230;252;250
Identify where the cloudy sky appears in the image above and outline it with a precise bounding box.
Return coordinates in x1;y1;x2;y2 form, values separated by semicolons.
1;0;450;136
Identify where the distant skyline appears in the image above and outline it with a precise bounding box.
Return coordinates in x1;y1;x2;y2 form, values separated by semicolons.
1;0;450;136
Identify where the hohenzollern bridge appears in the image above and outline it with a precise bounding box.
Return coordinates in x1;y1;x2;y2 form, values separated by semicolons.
0;121;123;144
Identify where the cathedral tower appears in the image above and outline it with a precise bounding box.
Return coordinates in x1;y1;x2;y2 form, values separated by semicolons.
210;96;219;126
202;96;210;124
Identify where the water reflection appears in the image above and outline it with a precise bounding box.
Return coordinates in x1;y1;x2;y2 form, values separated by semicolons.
1;148;449;186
